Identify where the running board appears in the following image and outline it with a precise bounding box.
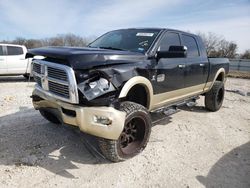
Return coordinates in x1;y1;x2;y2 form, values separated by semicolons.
151;96;200;114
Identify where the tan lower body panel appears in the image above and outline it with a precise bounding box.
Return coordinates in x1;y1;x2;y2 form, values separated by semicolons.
33;89;126;140
149;83;212;111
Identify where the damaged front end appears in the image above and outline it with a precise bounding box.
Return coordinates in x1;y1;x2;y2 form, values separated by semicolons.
27;45;151;140
30;60;131;140
30;62;143;140
27;45;149;108
77;71;116;101
75;65;142;107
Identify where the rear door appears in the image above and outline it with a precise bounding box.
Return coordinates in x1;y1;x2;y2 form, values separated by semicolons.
6;45;27;74
0;45;7;74
181;34;209;91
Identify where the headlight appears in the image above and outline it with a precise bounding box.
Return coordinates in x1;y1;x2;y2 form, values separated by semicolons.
78;77;115;100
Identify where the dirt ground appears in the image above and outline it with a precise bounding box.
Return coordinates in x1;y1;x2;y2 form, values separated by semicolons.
0;77;249;188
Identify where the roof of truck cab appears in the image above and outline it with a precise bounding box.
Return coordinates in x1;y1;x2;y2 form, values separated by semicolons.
116;28;197;36
0;43;26;47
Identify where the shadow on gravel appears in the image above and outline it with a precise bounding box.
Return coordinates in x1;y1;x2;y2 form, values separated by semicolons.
0;107;109;178
197;142;250;188
0;106;175;178
151;112;172;126
0;76;34;83
179;105;209;113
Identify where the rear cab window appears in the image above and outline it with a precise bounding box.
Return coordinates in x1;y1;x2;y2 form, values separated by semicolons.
0;45;4;56
181;34;200;57
7;46;24;55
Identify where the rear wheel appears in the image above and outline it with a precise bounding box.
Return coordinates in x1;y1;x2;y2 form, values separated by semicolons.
98;101;152;162
205;81;225;112
39;109;61;124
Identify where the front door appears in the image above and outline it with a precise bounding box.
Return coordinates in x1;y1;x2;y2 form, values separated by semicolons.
151;32;185;108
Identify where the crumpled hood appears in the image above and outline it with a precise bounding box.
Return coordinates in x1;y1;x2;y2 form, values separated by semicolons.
26;46;146;69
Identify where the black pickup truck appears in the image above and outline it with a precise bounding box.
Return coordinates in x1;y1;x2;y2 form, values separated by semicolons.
27;28;229;162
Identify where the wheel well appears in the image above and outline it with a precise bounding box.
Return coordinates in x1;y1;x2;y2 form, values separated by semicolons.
125;85;149;109
216;72;224;82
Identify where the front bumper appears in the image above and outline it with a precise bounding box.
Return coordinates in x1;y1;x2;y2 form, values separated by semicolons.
32;88;126;140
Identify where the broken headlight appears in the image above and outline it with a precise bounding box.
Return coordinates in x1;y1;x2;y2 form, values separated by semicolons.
78;77;115;101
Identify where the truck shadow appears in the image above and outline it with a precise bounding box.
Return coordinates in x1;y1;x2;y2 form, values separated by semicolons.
0;107;109;178
196;142;250;188
0;107;175;178
151;112;172;126
179;105;209;113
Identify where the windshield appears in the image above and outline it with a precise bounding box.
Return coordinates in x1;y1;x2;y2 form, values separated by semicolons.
89;29;160;53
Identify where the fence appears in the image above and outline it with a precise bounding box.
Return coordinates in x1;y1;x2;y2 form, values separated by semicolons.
229;59;250;72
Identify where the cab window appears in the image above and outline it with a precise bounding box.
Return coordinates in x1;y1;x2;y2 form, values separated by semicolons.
158;32;181;51
7;46;23;55
182;35;199;57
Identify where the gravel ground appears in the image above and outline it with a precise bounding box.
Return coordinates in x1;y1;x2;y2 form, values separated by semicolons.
0;76;249;188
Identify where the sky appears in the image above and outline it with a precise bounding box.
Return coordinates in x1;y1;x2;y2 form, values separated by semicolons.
0;0;249;52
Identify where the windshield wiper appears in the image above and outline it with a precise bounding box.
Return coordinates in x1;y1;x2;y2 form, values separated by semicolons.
98;46;126;51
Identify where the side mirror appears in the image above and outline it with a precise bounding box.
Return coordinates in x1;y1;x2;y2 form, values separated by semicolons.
157;45;187;59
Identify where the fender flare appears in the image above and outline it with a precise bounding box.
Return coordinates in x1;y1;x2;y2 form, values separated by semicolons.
118;76;153;109
207;68;226;90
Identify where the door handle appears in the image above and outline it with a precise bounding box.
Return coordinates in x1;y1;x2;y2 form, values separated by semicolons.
200;63;205;67
178;64;186;68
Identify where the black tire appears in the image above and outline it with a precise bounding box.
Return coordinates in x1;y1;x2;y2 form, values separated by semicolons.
23;74;30;79
39;109;61;124
98;101;152;162
205;81;225;112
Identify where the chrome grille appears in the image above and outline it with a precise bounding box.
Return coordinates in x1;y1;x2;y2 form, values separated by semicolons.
48;81;70;98
34;75;42;87
48;67;68;81
32;60;79;104
33;63;41;74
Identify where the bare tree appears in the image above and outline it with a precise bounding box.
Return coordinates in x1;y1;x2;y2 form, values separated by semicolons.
197;32;238;58
25;39;43;49
42;34;89;47
62;33;89;46
197;32;220;56
12;37;27;45
240;50;250;59
215;40;238;58
0;34;92;49
48;36;64;46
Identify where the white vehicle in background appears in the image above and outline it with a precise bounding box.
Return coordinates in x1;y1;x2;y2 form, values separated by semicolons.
0;44;32;79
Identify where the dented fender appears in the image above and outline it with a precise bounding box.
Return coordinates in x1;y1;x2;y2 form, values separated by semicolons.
77;62;153;104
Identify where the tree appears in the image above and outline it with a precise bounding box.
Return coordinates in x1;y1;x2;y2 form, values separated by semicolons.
240;50;250;59
62;33;89;46
197;32;220;56
215;40;237;58
197;32;238;58
0;34;92;49
12;37;27;45
25;39;43;49
43;34;89;47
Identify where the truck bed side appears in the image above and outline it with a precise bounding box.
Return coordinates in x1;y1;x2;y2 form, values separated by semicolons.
207;58;229;84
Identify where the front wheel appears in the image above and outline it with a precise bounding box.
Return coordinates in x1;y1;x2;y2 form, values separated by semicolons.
205;81;225;112
98;102;152;162
23;73;30;79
